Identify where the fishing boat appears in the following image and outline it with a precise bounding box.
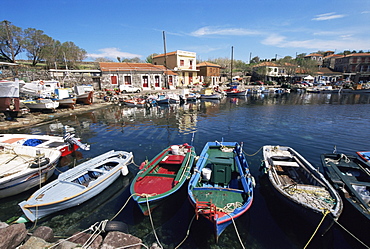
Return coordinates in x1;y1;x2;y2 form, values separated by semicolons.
0;133;89;157
262;145;343;233
356;151;370;165
23;98;59;111
224;85;248;97
321;153;370;223
19;150;133;222
0;143;61;198
130;143;196;215
188;141;254;241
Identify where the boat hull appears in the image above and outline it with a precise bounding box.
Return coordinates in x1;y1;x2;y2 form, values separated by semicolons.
19;150;133;221
188;141;254;240
263;146;343;234
0;134;81;157
130;144;196;215
0;145;61;198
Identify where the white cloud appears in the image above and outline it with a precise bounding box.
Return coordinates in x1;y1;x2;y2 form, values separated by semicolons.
190;26;261;37
261;34;286;46
312;12;346;21
87;47;141;59
261;34;368;51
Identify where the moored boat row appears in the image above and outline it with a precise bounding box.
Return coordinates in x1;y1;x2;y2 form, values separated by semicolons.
1;133;369;245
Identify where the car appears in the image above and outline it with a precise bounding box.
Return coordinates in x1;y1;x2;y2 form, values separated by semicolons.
119;85;141;93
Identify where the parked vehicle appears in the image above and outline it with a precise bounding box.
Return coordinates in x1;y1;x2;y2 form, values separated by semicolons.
120;85;141;93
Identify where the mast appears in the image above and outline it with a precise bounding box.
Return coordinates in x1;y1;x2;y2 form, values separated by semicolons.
230;46;234;83
163;31;168;89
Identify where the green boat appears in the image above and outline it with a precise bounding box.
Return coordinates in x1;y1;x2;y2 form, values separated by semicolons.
130;143;196;215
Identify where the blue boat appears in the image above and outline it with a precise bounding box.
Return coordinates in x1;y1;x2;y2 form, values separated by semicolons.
19;150;133;222
187;141;254;241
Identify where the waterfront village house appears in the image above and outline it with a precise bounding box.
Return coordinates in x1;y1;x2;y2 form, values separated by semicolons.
304;53;324;66
99;62;178;90
252;62;293;83
334;53;370;83
196;62;221;86
152;50;199;87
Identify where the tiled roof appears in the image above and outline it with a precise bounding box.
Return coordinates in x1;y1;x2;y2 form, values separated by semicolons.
323;54;343;59
152;51;177;58
305;53;323;57
346;53;370;57
253;62;278;67
99;62;177;75
196;62;221;67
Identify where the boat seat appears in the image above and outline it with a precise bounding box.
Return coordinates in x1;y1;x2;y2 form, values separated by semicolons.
210;163;232;186
272;160;299;167
161;155;184;165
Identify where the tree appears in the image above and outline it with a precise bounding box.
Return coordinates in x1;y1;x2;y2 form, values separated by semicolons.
146;53;158;64
0;20;24;62
23;28;53;66
250;56;260;64
42;39;62;69
94;57;114;62
60;41;87;69
122;57;142;63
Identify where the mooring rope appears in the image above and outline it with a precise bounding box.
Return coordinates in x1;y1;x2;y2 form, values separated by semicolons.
243;146;263;157
334;219;370;249
110;193;136;221
145;195;163;249
303;209;330;249
174;214;196;249
227;213;245;249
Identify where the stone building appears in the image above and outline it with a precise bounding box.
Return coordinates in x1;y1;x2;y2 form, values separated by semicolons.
99;62;178;90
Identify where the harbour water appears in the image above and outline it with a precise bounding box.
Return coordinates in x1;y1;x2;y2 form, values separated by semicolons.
1;92;370;248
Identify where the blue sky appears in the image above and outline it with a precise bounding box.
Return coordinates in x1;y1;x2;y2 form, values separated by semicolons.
3;0;370;62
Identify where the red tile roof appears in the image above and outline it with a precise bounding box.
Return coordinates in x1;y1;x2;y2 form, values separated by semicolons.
196;62;221;67
152;51;177;58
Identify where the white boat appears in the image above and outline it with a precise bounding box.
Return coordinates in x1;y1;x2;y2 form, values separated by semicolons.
0;143;61;198
19;150;133;222
23;98;59;111
262;145;343;233
0;79;21;119
0;133;89;157
199;88;222;99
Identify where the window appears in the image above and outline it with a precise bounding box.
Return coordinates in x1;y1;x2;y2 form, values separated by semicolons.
111;76;117;85
168;76;173;85
124;76;131;85
142;76;149;87
189;60;193;69
154;75;160;87
180;60;184;66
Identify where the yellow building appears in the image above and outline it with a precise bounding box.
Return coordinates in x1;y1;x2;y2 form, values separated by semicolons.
153;50;198;87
